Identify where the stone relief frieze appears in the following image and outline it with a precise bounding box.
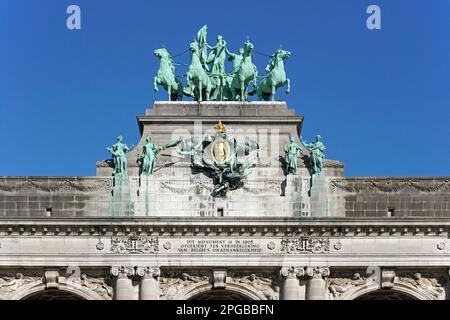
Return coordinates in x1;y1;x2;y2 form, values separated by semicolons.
228;271;280;300
394;272;446;300
281;237;330;254
330;178;450;193
159;181;213;194
159;271;209;300
0;273;39;299
0;178;110;193
327;272;376;299
110;234;159;254
79;274;113;300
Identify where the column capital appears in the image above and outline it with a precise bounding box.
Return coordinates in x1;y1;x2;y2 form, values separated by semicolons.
110;266;135;279
280;266;305;279
305;267;330;279
136;266;160;279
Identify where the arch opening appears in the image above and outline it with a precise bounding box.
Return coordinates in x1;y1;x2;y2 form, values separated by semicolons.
23;289;86;300
355;289;417;300
189;289;253;300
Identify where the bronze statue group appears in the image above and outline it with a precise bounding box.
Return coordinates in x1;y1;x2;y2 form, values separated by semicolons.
153;25;291;102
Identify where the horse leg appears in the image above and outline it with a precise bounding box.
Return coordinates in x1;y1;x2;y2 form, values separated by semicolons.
286;78;291;94
271;84;276;101
167;85;172;102
240;81;246;102
153;76;159;92
198;80;203;102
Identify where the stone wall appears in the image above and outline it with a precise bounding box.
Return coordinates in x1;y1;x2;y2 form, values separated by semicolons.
0;176;449;218
330;177;450;218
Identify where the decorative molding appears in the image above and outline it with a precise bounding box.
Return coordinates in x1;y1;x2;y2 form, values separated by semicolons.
110;234;159;254
281;237;330;254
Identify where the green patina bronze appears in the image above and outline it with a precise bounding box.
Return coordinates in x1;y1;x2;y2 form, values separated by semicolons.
153;25;291;102
175;122;258;197
106;135;133;175
256;49;291;101
302;135;326;176
184;40;212;102
153;48;184;101
137;136;181;175
284;136;302;175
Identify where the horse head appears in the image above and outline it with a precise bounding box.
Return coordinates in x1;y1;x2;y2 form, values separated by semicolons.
265;49;291;72
243;40;254;57
154;48;170;59
189;40;199;54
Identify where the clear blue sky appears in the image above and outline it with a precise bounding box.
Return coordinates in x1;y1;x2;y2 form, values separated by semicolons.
1;0;449;177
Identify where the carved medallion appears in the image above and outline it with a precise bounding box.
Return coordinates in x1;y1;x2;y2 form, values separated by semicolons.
211;137;231;165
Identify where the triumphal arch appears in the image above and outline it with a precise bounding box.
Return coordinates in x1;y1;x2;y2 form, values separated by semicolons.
1;26;449;300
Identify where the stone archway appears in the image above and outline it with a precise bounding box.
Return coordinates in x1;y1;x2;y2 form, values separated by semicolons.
355;289;416;300
23;289;86;300
173;282;266;300
189;289;252;300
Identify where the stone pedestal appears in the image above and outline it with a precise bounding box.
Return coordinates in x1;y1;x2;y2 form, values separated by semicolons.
310;174;329;217
111;266;135;300
109;175;133;217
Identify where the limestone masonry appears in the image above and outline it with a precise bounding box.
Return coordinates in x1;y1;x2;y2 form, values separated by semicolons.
0;102;449;300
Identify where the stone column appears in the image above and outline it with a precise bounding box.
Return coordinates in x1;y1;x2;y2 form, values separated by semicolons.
305;267;330;300
136;266;160;300
280;267;304;300
111;266;135;300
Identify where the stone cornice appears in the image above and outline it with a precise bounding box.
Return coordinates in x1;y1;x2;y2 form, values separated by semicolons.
0;217;448;238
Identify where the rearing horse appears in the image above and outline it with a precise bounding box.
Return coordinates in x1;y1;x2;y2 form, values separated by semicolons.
184;41;212;102
230;40;257;101
256;49;291;101
153;48;183;101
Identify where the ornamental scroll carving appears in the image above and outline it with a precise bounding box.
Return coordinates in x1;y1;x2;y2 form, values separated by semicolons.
281;237;330;254
110;234;159;254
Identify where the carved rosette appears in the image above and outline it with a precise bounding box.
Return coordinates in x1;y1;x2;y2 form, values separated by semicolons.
136;267;161;280
110;266;135;279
